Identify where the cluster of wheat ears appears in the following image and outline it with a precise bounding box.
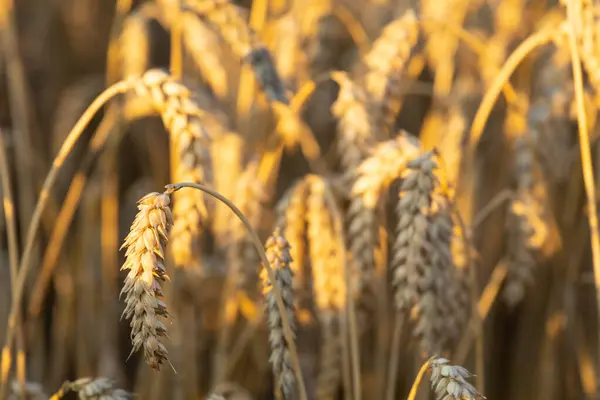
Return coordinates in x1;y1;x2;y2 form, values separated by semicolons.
1;0;600;398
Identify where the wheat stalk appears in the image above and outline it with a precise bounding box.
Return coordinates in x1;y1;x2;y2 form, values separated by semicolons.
119;190;174;370
306;175;346;399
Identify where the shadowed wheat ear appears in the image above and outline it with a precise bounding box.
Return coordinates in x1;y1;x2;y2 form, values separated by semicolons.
391;151;467;356
407;356;485;400
261;229;298;399
120;190;173;370
49;377;131;400
331;71;378;185
503;135;553;307
306;175;346;400
362;9;419;130
348;132;421;312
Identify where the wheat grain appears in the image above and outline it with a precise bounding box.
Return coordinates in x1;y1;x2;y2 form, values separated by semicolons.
120;190;173;370
261;229;297;399
362;9;419;129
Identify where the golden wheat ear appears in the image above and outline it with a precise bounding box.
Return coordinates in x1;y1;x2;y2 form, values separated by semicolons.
407;356;485;400
120;190;174;370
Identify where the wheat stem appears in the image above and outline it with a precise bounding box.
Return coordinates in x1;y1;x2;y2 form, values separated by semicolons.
170;0;183;79
0;79;133;394
384;315;404;400
455;262;508;364
28;108;120;317
322;186;362;400
166;182;307;400
468;27;557;152
565;0;600;388
0;128;25;400
407;357;432;400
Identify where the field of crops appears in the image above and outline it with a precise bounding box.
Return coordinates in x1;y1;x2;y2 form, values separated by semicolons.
0;0;598;399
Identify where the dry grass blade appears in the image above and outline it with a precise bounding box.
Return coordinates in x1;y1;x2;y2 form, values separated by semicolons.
119;190;174;370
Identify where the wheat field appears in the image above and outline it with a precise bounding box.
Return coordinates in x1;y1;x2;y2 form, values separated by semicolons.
0;0;598;398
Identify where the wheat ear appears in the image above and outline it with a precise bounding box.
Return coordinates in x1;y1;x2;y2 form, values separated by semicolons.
407;356;485;400
363;9;419;130
49;377;131;400
120;190;174;370
261;229;298;399
503;135;551;306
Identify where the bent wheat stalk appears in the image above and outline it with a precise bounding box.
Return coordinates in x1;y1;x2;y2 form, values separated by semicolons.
0;79;135;392
165;182;307;400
